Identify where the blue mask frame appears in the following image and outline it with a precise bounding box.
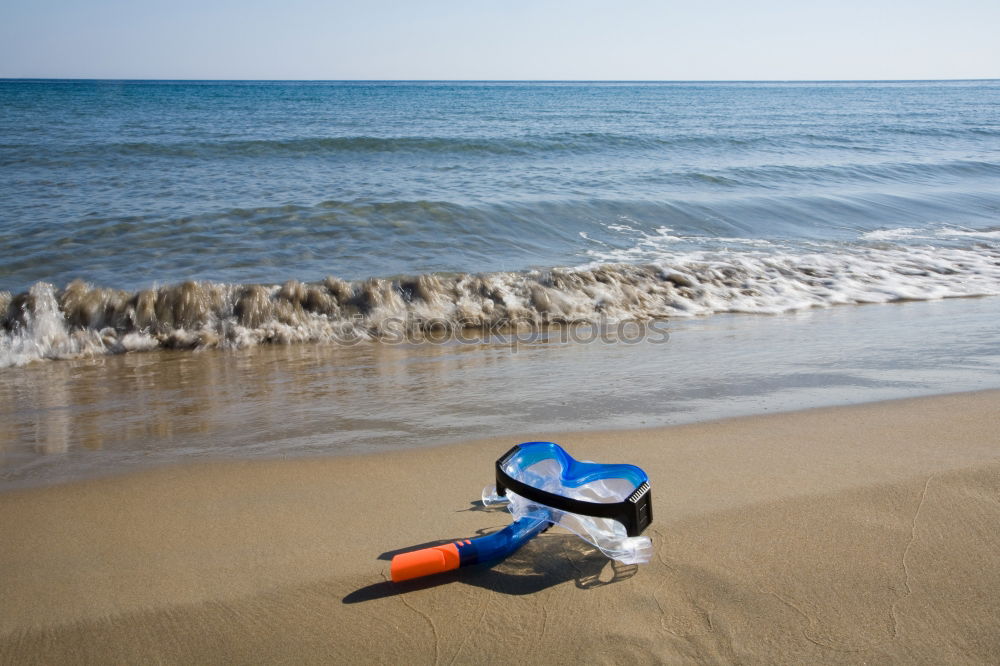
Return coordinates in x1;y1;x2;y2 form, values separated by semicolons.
494;441;652;537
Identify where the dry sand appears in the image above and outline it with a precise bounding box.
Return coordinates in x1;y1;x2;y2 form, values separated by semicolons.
1;391;998;664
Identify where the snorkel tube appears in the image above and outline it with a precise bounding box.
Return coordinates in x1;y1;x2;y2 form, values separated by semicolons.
390;512;551;582
390;442;653;583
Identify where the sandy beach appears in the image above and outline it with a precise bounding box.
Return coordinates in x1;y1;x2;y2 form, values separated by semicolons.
1;390;998;663
4;19;1000;666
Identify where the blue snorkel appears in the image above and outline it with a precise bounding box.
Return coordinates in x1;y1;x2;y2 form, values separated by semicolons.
390;442;653;583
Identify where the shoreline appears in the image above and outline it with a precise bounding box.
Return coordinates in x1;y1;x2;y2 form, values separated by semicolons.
2;385;998;492
4;294;1000;491
2;390;998;662
5;386;996;498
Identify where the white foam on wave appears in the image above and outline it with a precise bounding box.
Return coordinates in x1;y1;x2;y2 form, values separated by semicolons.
935;227;1000;239
3;236;1000;368
0;283;110;367
660;245;999;314
861;224;1000;242
861;227;924;241
581;222;1000;313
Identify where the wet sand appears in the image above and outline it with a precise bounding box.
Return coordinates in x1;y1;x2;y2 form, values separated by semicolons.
2;390;998;663
3;295;999;489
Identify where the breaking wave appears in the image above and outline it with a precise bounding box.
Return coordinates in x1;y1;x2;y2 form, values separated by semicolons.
3;242;999;368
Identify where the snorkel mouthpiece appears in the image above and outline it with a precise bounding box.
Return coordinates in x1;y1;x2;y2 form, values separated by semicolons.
389;441;653;583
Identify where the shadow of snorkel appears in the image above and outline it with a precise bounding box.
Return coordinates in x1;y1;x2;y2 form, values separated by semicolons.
343;531;638;604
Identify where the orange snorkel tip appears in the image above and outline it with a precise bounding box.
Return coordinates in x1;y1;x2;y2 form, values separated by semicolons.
390;543;461;582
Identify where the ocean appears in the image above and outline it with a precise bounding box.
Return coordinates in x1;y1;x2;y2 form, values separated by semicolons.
1;80;999;486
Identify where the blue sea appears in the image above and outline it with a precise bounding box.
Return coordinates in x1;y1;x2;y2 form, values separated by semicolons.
1;80;999;486
3;80;1000;361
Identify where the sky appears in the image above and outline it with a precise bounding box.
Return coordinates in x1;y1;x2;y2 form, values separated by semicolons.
1;0;998;80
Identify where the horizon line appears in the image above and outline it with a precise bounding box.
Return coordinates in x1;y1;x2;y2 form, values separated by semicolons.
2;77;998;84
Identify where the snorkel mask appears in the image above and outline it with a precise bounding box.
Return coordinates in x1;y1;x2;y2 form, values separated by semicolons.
390;441;653;583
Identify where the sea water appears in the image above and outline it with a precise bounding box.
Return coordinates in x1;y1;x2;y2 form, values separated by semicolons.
1;80;998;485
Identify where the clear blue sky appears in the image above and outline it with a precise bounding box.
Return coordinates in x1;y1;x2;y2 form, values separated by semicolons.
2;0;998;80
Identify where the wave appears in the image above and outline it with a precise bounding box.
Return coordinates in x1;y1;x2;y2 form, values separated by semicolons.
3;242;999;368
880;124;1000;138
643;159;1000;189
3;133;730;164
6;191;1000;301
3;129;950;165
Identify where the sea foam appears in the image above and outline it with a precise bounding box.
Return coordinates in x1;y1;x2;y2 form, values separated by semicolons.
3;240;998;368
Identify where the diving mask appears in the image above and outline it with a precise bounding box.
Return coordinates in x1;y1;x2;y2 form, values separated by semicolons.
483;441;653;565
390;441;653;582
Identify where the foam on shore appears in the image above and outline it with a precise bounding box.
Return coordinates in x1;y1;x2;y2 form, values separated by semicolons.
3;239;999;368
